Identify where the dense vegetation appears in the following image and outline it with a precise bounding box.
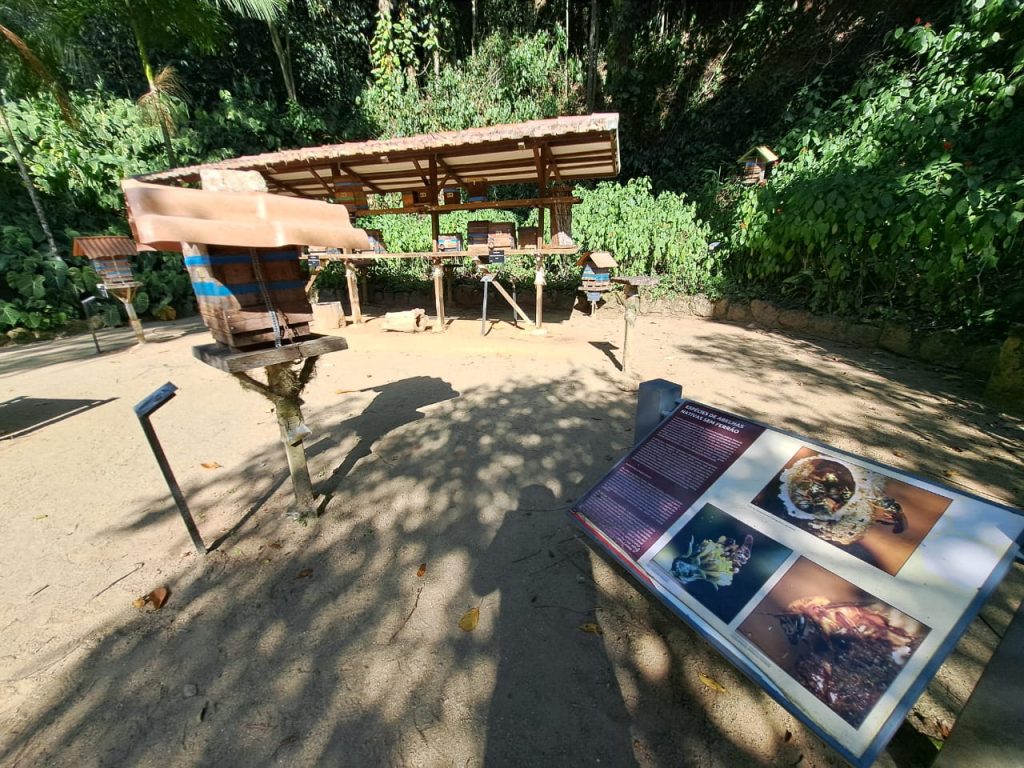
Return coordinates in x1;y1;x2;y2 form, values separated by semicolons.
1;0;1021;338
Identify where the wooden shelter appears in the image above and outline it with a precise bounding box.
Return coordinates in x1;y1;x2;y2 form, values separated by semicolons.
133;114;622;333
72;236;146;344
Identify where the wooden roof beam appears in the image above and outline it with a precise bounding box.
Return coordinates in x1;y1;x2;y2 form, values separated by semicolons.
306;161;334;197
336;162;387;196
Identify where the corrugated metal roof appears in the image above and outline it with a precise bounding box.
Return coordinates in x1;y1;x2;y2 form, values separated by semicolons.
72;236;138;259
134;114;620;201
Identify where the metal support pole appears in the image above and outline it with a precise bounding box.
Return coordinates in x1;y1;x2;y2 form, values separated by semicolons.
634;379;683;445
134;383;206;555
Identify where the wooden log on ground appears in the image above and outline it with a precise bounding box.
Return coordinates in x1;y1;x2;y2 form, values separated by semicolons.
382;309;429;333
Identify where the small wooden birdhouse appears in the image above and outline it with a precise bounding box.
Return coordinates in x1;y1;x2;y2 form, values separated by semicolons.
577;250;617;303
72;236;140;288
739;145;779;185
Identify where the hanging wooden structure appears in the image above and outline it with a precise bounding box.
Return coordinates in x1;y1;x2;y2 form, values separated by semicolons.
72;235;147;344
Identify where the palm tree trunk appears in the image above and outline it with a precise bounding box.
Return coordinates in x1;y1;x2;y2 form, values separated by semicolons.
128;9;177;167
586;0;599;111
0;98;60;260
268;22;299;104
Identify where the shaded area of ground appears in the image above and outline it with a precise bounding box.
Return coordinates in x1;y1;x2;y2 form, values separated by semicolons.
0;308;1020;767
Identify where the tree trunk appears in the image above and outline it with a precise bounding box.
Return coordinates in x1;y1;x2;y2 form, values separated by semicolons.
129;10;177;168
0;99;60;260
471;0;477;56
586;0;599;111
268;22;299;104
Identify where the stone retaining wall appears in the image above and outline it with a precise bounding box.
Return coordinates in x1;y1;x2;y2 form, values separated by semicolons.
640;294;1021;414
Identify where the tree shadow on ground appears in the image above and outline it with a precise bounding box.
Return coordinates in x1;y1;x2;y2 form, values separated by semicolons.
0;374;822;767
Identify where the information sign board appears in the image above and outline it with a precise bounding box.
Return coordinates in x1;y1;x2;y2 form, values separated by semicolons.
571;399;1024;767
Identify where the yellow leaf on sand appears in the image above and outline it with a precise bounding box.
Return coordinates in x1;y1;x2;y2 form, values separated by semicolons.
132;597;146;609
201;462;222;469
579;622;603;635
459;607;480;632
416;563;427;577
699;672;727;693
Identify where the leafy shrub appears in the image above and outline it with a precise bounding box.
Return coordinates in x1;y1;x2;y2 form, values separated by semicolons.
572;178;717;294
724;0;1024;329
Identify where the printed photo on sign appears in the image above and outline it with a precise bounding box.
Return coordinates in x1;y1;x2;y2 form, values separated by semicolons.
648;504;793;624
751;447;951;575
738;557;930;729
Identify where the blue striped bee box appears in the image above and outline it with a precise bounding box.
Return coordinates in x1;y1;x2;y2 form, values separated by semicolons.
183;245;313;350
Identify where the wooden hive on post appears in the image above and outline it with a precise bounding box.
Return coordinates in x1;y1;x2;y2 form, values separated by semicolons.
72;236;139;288
739;145;778;185
578;250;617;302
121;177;370;351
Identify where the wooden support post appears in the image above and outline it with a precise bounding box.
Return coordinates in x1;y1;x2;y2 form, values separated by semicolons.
123;298;147;344
359;269;369;306
534;254;545;331
621;284;638;379
490;280;533;325
612;276;659;383
431;258;446;332
234;357;320;522
444;264;454;304
345;260;363;324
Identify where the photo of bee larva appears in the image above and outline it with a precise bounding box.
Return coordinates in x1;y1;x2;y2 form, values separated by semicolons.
751;447;952;575
738;557;930;728
648;504;793;624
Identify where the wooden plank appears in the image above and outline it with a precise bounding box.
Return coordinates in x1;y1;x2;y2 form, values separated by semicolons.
489;280;534;326
363;196;579;216
193;335;349;373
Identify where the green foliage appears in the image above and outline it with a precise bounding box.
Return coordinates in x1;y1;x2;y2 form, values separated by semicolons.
362;30;584;137
724;0;1024;329
573;178;717;295
0;219;99;332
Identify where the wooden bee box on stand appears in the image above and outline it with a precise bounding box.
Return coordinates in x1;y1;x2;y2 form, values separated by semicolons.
184;245;312;349
121;176;370;352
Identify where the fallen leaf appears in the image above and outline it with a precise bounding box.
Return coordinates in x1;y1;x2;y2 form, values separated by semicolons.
148;586;170;609
201;462;222;469
296;568;313;579
132;586;170;611
698;672;727;693
267;542;283;550
33;514;48;520
893;449;905;458
335;389;355;395
579;622;603;635
458;606;479;632
416;563;427;577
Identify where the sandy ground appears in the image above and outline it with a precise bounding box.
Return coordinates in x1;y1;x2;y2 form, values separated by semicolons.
0;302;1021;768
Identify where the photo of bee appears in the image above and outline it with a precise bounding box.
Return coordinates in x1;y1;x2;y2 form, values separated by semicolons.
752;447;952;575
739;558;930;728
649;504;793;624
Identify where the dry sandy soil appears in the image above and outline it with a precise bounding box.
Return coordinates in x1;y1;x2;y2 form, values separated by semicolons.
0;302;1021;768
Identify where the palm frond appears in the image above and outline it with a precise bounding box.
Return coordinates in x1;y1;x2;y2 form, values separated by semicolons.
137;66;188;135
213;0;287;23
0;22;77;127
